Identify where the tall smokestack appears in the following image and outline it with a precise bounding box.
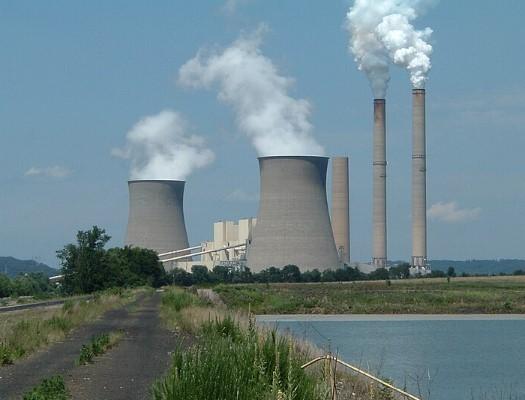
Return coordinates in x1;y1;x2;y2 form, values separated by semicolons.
372;99;387;268
412;89;427;268
247;156;340;272
332;157;350;264
126;180;190;255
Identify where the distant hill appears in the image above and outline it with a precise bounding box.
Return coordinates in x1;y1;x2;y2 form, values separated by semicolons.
0;257;58;278
429;259;525;275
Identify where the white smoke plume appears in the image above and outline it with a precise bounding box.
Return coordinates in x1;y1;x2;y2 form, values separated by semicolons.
346;1;391;98
346;0;435;96
178;27;324;157
113;110;214;181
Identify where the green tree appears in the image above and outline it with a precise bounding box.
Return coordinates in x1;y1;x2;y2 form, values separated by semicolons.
281;265;301;282
0;273;12;297
191;265;210;284
57;226;111;294
389;263;410;279
447;266;456;278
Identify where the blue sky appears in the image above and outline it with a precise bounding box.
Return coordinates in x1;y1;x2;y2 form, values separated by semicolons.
1;0;524;267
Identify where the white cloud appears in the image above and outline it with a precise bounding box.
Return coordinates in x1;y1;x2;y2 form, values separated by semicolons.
24;166;72;179
225;188;259;202
428;201;481;223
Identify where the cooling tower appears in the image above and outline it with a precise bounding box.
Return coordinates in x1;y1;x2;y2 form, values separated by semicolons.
125;180;190;255
372;99;387;268
412;89;427;268
332;157;350;264
247;156;340;272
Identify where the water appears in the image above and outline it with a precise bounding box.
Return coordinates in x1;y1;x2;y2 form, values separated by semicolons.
258;315;525;400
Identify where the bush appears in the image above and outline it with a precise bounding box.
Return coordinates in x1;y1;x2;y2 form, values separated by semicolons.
23;375;69;400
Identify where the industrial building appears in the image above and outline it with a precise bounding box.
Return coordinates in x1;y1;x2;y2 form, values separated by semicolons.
158;218;256;271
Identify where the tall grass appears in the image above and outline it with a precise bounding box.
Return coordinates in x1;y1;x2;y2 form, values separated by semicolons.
0;290;134;365
154;288;328;399
153;314;326;400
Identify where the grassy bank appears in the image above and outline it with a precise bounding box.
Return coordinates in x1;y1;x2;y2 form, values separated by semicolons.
154;288;397;400
215;276;525;314
0;289;136;365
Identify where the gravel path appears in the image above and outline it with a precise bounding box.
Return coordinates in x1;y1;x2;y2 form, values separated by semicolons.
0;292;178;400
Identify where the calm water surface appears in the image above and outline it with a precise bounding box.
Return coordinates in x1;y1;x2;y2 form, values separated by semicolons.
258;316;525;400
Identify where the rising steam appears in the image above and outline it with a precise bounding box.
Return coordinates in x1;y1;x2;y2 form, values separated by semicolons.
346;0;434;96
113;110;214;181
178;27;324;157
346;1;391;98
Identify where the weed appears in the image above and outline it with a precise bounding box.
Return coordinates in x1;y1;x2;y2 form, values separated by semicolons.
77;331;122;365
23;375;69;400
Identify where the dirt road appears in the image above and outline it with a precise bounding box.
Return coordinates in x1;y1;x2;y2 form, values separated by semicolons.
0;292;177;400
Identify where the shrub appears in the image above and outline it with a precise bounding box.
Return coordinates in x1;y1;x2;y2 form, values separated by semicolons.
23;375;69;400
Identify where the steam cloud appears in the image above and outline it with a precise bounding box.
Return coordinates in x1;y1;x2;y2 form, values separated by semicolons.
113;110;214;181
346;0;434;97
178;27;324;157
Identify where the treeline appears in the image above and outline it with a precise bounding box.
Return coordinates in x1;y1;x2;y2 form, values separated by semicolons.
0;272;56;298
58;226;167;294
168;263;415;286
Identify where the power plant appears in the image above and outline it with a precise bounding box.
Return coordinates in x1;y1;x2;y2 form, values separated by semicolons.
332;157;350;264
246;156;340;272
372;99;387;269
125;180;190;256
411;88;428;271
125;100;430;274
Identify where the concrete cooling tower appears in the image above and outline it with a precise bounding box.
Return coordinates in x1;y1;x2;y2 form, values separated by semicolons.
125;180;190;255
247;156;340;272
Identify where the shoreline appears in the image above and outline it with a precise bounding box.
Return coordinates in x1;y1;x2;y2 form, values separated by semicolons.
256;313;525;322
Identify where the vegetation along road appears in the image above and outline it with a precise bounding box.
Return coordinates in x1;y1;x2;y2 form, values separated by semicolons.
0;291;178;400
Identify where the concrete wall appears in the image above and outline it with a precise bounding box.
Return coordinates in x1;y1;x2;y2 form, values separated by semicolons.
125;180;190;255
247;156;340;272
332;157;350;264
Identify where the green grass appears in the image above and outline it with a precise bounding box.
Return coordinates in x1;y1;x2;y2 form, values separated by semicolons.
153;313;326;400
214;276;525;314
77;330;123;365
0;290;135;365
23;375;70;400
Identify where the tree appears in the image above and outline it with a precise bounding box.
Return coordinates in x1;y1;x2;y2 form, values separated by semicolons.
169;268;194;286
0;273;12;297
191;265;210;284
281;265;301;282
369;268;390;281
389;263;410;279
57;226;111;294
447;266;456;278
302;269;321;283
